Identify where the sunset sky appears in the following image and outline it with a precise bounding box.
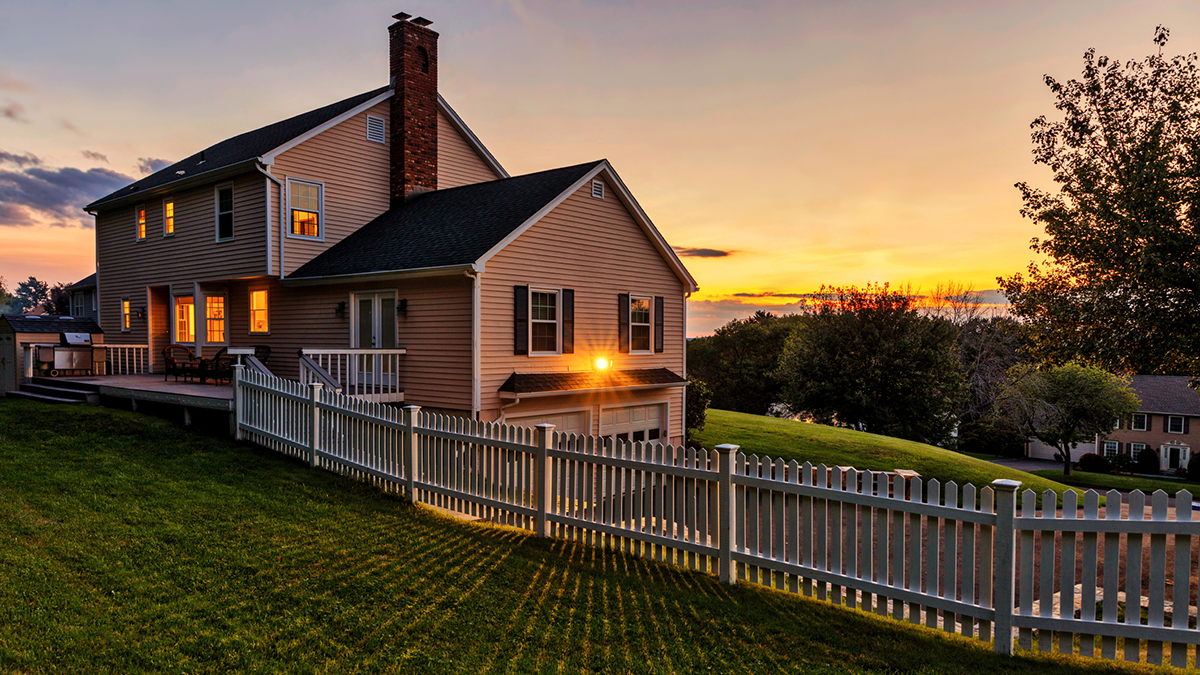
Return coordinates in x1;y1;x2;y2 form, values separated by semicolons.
2;0;1197;335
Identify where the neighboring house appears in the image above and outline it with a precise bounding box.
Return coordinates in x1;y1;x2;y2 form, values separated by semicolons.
1097;375;1198;472
66;273;100;322
83;13;697;445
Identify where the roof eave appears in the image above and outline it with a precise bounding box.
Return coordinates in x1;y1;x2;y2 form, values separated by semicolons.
85;158;264;213
500;380;688;399
281;263;478;287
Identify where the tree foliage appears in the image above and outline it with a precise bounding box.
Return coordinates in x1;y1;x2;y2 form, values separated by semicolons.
778;284;966;446
13;277;48;314
43;282;71;315
0;277;13;314
1005;363;1140;475
685;375;714;445
686;311;806;415
999;27;1200;374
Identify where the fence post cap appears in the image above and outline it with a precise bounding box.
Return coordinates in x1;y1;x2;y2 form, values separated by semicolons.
990;478;1022;491
714;443;740;454
534;423;555;430
308;381;323;391
402;404;422;411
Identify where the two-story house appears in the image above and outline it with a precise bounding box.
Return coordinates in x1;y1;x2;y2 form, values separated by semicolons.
1097;375;1198;472
66;273;100;322
84;13;697;445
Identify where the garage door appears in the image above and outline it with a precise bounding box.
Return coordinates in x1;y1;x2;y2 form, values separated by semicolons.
601;404;665;444
506;410;590;437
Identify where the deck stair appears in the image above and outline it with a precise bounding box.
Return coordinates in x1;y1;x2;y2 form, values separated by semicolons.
8;377;100;405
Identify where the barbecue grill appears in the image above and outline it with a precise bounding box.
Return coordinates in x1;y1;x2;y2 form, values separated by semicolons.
35;331;103;376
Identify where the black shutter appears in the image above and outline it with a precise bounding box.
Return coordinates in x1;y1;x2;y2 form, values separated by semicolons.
654;296;664;353
1163;415;1169;432
514;286;528;355
1118;442;1123;455
618;293;630;354
1186;417;1191;434
562;289;574;354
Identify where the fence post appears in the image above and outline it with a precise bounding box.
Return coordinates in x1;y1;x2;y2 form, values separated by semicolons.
403;405;422;504
231;363;244;440
535;423;555;537
308;382;323;467
716;443;739;584
991;478;1021;655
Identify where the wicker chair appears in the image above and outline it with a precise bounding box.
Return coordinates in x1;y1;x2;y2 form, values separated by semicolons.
162;345;199;382
201;347;233;385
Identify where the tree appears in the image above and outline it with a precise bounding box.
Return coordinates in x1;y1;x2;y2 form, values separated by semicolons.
1005;363;1140;475
685;375;713;445
686;311;806;415
0;277;13;314
42;282;71;315
999;27;1200;374
13;277;48;314
777;284;966;446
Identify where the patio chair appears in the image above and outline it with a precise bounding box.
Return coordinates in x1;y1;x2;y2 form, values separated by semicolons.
201;347;233;385
162;345;199;382
252;345;272;366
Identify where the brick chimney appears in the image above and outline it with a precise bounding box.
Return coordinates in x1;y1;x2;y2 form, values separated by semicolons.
388;13;438;205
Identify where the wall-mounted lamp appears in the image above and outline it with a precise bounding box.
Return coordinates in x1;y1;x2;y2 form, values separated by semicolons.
397;298;407;317
335;301;347;318
594;357;612;371
136;307;147;320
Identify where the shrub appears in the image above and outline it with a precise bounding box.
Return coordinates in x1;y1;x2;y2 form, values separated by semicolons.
1077;452;1112;474
956;416;1026;457
1111;453;1136;473
685;375;714;446
1135;448;1160;475
1188;455;1200;482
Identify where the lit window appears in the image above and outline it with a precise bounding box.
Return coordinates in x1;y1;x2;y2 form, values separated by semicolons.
175;296;195;343
1168;416;1185;434
250;290;269;333
216;185;234;240
121;299;131;331
1103;441;1119;458
630;297;652;353
1131;414;1148;431
206;296;225;344
530;290;558;353
164;200;175;236
136;205;146;240
289;180;322;238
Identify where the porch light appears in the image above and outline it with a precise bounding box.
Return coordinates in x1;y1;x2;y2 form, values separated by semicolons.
335;301;346;318
595;357;611;371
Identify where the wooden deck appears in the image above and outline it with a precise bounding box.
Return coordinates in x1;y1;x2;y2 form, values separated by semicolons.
53;374;234;411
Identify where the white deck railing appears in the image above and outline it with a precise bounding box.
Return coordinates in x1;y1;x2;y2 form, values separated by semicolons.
298;348;405;402
22;343;150;378
234;365;1200;667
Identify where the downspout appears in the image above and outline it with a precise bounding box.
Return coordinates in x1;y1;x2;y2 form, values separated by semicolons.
465;265;482;420
499;394;521;422
255;164;284;279
682;290;690;446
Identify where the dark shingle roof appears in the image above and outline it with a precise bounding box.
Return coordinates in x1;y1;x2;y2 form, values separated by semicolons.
1128;375;1200;416
1;314;103;334
499;368;686;394
67;273;96;290
86;86;391;211
288;161;603;279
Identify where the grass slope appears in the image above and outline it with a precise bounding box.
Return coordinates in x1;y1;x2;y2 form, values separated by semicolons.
0;399;1152;674
694;409;1079;501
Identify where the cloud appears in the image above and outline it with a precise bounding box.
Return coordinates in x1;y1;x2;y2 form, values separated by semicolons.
0;155;133;228
0;150;41;168
673;246;732;258
60;119;82;134
731;291;815;299
136;157;172;175
80;150;109;163
687;297;810;336
0;73;32;92
1;102;27;122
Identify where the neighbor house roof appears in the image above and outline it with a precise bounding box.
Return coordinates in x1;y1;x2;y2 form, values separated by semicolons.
1128;375;1200;416
67;273;96;291
1;314;103;334
499;368;687;397
287;161;604;280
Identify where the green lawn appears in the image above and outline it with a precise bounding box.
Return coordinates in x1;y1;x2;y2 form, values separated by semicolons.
0;399;1160;674
693;409;1081;505
1030;469;1200;497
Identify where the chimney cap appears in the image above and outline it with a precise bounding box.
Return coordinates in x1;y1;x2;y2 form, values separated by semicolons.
392;12;411;21
410;16;433;26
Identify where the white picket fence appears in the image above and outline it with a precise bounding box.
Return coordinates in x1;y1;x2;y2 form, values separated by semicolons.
233;366;1200;666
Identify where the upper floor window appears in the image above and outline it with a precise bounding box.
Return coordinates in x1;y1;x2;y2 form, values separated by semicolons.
366;115;385;144
1168;415;1186;434
216;184;234;241
163;199;175;236
175;296;195;343
630;296;652;353
135;205;146;240
288;179;323;240
618;294;664;354
206;295;226;344
72;293;84;316
121;299;131;331
530;290;559;354
250;289;269;333
1131;413;1148;431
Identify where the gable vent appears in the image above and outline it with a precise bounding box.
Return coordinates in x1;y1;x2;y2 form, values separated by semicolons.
366;115;386;144
591;180;604;199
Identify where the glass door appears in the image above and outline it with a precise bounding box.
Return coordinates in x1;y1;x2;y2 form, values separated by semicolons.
352;292;396;389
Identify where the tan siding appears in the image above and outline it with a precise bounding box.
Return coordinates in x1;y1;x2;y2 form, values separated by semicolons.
96;171;267;344
479;177;688;445
437;109;502;188
272;101;391;275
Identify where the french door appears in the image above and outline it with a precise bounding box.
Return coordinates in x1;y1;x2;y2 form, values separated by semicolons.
352;292;397;388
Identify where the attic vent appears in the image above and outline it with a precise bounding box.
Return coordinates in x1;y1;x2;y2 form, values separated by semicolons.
591;181;604;199
366;115;386;144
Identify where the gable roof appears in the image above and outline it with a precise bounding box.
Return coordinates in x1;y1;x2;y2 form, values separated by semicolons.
1;314;103;334
287;161;603;280
67;273;97;291
1128;375;1200;416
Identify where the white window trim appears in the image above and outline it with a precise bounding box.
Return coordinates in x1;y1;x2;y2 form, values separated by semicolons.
215;182;234;242
173;294;196;345
162;198;175;237
72;293;84;316
204;292;229;346
285;177;325;242
366;114;386;144
120;297;131;332
1168;415;1185;434
135;204;147;241
1102;440;1119;457
1131;413;1148;431
528;286;562;356
628;294;654;355
249;288;270;335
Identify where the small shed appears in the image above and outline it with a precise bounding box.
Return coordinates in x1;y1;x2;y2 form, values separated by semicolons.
0;315;104;396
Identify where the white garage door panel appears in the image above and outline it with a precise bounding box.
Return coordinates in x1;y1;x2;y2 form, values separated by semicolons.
506;410;589;436
601;404;665;443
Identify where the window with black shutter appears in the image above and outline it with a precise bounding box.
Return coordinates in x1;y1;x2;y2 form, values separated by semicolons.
513;285;528;355
654;295;664;353
562;289;574;354
617;293;630;353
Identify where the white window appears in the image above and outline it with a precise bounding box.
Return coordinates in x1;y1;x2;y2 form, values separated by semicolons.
287;178;323;240
530;289;559;354
1131;442;1148;461
121;299;131;332
215;184;234;241
175;296;195;343
135;204;146;240
629;296;652;353
72;293;84;316
1168;415;1185;434
250;289;269;334
591;180;604;199
205;295;226;344
1103;441;1119;458
163;199;175;236
1131;413;1148;431
366;114;385;144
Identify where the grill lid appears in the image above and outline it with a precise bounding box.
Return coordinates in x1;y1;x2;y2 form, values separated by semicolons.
61;332;92;345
